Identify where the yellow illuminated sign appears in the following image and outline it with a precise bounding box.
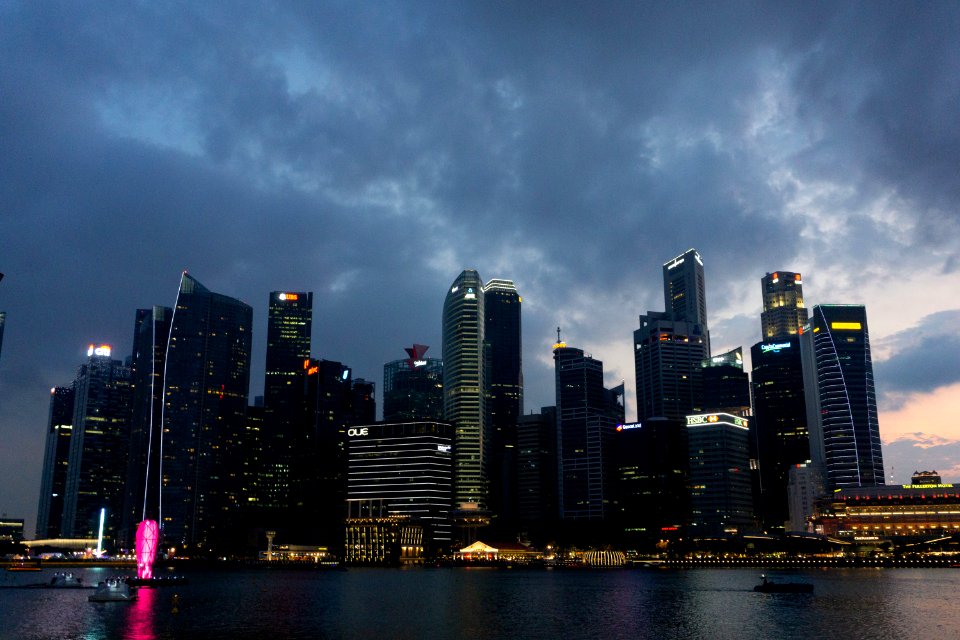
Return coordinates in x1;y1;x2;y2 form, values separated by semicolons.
831;322;862;330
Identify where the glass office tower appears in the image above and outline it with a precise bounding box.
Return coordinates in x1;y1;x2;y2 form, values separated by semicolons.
800;304;884;490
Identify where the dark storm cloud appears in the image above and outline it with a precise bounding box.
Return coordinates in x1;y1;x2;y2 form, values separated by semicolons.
875;310;960;408
2;1;959;527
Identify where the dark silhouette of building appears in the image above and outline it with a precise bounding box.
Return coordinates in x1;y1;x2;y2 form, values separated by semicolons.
383;345;443;422
800;305;885;490
615;417;689;546
120;306;172;547
751;336;808;533
263;291;313;505
686;412;754;537
62;345;132;542
483;279;523;534
554;344;622;522
0;311;5;364
700;347;750;415
161;273;252;554
663;249;710;353
760;271;808;341
516;406;557;542
442;270;488;510
292;358;375;547
35;386;75;538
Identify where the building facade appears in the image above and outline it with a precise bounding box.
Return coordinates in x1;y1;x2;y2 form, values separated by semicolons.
62;345;132;541
555;345;622;521
345;421;453;555
516;406;558;537
800;305;885;490
442;270;487;510
760;271;808;341
383;344;443;422
36;386;75;538
260;291;313;516
483;278;523;532
663;249;710;353
686;412;754;537
161;273;252;553
751;336;809;533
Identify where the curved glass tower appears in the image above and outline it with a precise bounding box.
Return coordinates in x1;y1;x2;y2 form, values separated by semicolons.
442;270;487;509
800;304;884;489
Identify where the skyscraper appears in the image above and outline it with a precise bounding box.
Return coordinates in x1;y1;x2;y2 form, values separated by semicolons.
0;311;6;364
383;344;443;422
751;336;808;533
483;278;523;532
36;386;75;538
554;344;621;521
663;249;710;353
634;312;708;421
121;306;172;546
259;291;313;516
635;249;711;421
760;271;808;341
294;358;374;546
442;270;487;510
800;304;884;490
62;345;133;540
516;406;558;539
686;412;754;536
161;273;252;553
700;347;750;415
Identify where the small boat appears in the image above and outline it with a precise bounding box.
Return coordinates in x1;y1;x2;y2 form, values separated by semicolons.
754;575;814;594
49;572;85;588
89;578;137;602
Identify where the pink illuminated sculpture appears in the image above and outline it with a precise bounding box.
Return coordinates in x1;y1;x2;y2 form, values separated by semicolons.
136;519;159;580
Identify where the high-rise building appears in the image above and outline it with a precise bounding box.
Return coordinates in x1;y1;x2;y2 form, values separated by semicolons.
751;336;809;533
700;347;750;415
35;386;75;538
0;311;6;363
120;306;172;546
161;273;252;553
634;312;708;421
516;406;558;539
62;345;133;541
256;291;313;518
554;345;622;521
663;249;710;352
760;271;808;341
483;278;523;532
442;270;487;510
346;421;454;556
800;305;884;490
614;417;690;544
292;358;374;547
686;412;754;537
383;345;444;422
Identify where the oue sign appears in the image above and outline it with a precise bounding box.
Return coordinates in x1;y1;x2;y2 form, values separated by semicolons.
347;427;369;437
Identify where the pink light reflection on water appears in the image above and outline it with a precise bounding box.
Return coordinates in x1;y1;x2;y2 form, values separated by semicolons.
124;585;156;640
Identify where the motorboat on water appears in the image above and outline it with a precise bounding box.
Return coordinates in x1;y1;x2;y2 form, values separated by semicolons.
49;572;84;588
88;578;137;602
753;575;814;594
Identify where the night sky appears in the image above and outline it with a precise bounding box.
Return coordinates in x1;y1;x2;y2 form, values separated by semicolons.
2;2;959;535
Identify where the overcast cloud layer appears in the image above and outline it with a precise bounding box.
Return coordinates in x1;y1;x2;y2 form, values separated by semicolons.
2;2;959;531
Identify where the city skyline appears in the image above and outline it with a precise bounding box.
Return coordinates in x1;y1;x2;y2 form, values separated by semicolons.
2;3;960;535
